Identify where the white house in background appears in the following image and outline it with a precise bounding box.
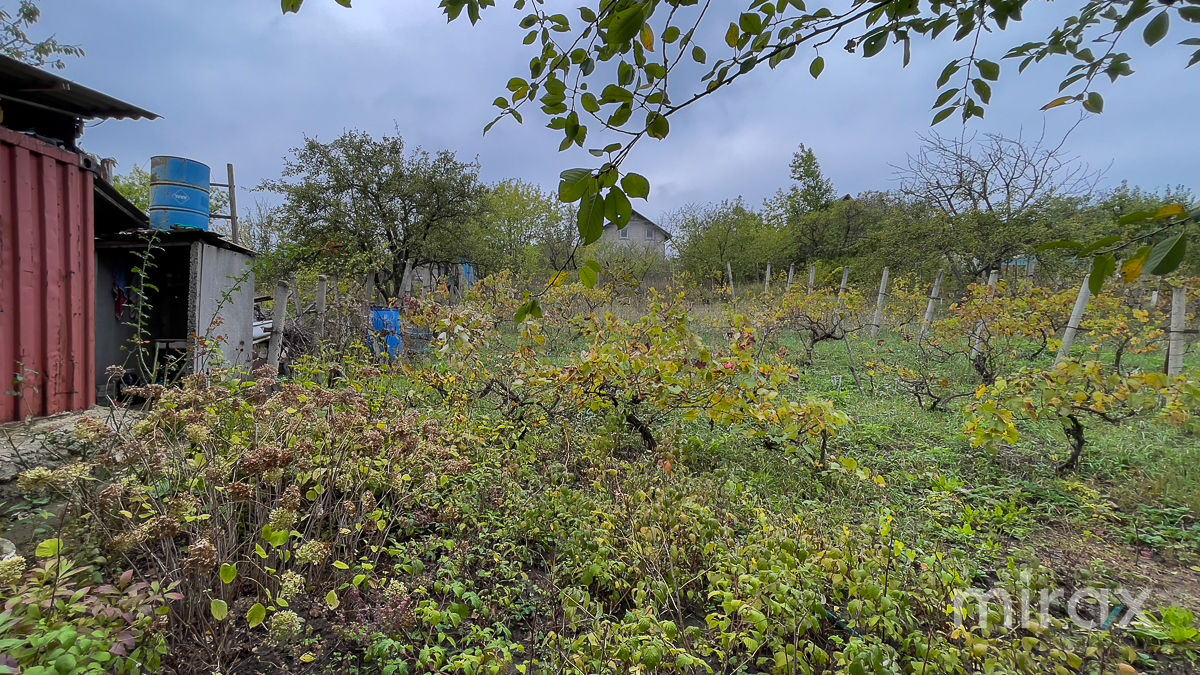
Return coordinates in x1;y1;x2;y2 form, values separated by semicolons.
600;210;671;257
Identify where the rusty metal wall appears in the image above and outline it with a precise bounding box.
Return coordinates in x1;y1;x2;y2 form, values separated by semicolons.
0;126;95;422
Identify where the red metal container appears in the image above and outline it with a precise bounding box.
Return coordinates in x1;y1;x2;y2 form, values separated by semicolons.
0;126;96;422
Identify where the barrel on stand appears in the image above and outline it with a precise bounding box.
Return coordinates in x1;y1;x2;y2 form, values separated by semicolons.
149;156;211;231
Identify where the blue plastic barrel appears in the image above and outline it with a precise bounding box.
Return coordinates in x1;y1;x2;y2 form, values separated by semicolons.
149;156;211;231
369;308;404;361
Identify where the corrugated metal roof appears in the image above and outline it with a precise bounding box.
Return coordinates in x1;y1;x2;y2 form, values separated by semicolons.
0;56;158;121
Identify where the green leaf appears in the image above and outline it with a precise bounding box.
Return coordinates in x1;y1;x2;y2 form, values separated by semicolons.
936;60;961;87
605;187;633;228
220;563;238;585
1082;91;1104;113
514;299;543;325
247;603;267;629
862;32;887;57
210;598;229;621
1089;254;1116;294
977;59;1000;80
580;260;601;288
1077;234;1122;256
608;5;646;45
809;56;824;78
332;560;350;570
645;112;670;139
1143;11;1170;46
1146;232;1187;275
931;106;956;125
35;538;61;558
621;173;651;200
326;590;340;609
558;168;594;203
578;193;606;243
972;79;992;104
692;46;707;64
281;0;304;13
1117;210;1154;225
1181;7;1200;23
739;12;763;34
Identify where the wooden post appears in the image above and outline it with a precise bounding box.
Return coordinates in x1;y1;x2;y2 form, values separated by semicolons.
726;261;736;301
1056;279;1092;364
226;163;240;246
871;267;890;338
807;264;816;295
921;270;944;336
1167;286;1188;376
316;275;327;326
266;281;288;369
763;263;772;293
786;263;795;292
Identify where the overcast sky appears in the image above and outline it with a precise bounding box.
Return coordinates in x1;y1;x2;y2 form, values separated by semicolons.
36;0;1200;223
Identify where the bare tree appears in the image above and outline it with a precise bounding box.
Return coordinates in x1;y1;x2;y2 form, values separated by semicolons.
896;130;1100;284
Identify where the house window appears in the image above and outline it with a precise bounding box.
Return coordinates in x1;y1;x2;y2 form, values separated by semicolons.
619;228;629;239
645;228;654;240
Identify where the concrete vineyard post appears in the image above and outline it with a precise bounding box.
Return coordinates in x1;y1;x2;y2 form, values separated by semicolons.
290;276;302;319
727;261;736;302
871;267;889;339
316;275;327;329
1167;286;1188;376
808;264;816;295
226;163;240;246
364;271;376;306
970;271;1000;359
1056;279;1092;364
921;270;945;337
764;263;771;293
267;281;288;369
399;259;414;297
786;263;794;292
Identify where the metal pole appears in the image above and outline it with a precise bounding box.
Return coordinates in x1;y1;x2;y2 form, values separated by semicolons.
226;163;240;245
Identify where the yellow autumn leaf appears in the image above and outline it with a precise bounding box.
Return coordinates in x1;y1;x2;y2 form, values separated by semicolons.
640;23;655;51
1154;203;1187;220
1121;250;1148;283
1040;95;1075;111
